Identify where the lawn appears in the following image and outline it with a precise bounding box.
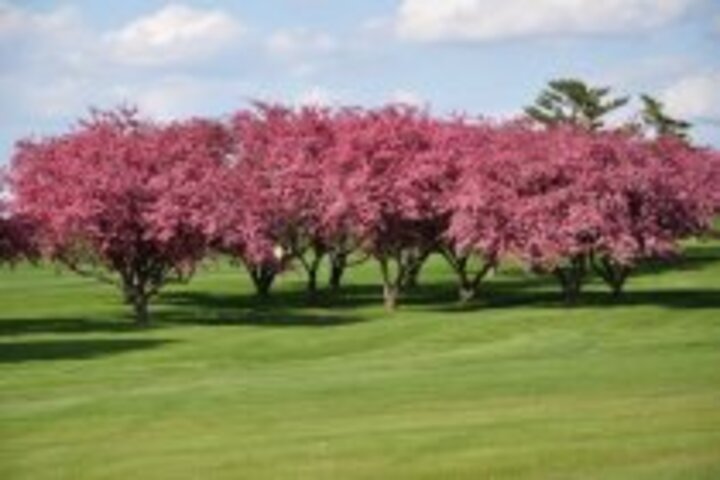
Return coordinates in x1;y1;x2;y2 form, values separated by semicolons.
1;242;720;479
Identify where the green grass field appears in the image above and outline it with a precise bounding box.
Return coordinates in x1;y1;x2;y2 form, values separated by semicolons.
1;242;720;479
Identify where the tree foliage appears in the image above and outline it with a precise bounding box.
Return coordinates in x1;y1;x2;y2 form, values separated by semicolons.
9;108;230;324
639;94;691;141
5;102;719;317
525;78;629;130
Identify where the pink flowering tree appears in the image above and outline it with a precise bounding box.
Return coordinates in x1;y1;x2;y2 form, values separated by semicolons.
220;104;336;296
212;149;287;297
509;126;609;302
584;134;720;296
329;106;444;309
319;107;379;291
9;108;230;325
487;125;720;302
396;116;471;290
445;121;536;302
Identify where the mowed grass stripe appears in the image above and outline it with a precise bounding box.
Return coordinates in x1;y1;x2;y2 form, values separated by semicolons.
1;244;719;478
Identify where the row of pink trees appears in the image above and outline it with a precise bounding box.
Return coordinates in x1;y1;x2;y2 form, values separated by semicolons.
450;124;719;302
4;105;719;324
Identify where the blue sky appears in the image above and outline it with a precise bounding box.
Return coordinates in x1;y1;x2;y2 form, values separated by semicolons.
2;0;720;164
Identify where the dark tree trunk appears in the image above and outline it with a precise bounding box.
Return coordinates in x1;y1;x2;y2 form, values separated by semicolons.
610;278;626;298
307;268;318;294
450;253;473;303
591;255;631;298
441;249;494;304
402;263;421;289
122;278;151;326
305;247;325;295
557;272;581;304
456;263;495;304
248;264;276;297
132;294;149;327
554;255;587;305
401;249;431;291
122;286;134;305
379;257;403;311
328;250;347;291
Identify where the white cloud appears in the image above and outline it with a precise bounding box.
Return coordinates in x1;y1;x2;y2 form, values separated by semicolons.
0;3;81;38
106;4;244;66
0;4;101;125
662;72;720;122
395;0;700;42
0;4;251;126
0;3;94;72
266;28;337;57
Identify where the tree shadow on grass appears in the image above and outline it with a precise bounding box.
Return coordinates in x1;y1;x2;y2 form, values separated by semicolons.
579;289;720;310
160;281;460;311
155;279;472;327
0;338;173;363
152;306;367;328
431;243;720;313
153;289;371;328
2;244;717;335
0;317;139;337
434;285;720;313
160;285;377;311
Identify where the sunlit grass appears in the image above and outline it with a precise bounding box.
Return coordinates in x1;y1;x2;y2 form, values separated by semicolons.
1;243;719;479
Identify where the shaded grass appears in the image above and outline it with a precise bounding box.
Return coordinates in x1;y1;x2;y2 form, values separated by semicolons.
0;339;173;363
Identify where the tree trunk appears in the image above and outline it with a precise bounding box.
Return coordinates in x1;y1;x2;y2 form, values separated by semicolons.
458;283;476;304
378;257;401;311
248;264;276;297
383;284;399;310
132;294;150;327
591;255;630;298
442;249;495;304
254;274;274;297
306;248;326;295
297;245;325;296
121;273;151;326
328;251;347;291
402;263;421;289
401;250;430;290
554;255;587;305
123;281;150;326
122;286;134;305
608;261;630;298
307;268;318;294
456;263;495;304
610;277;626;298
562;274;582;304
456;260;476;304
605;265;629;298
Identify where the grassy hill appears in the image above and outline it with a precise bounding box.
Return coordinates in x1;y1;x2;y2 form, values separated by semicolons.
1;242;719;479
